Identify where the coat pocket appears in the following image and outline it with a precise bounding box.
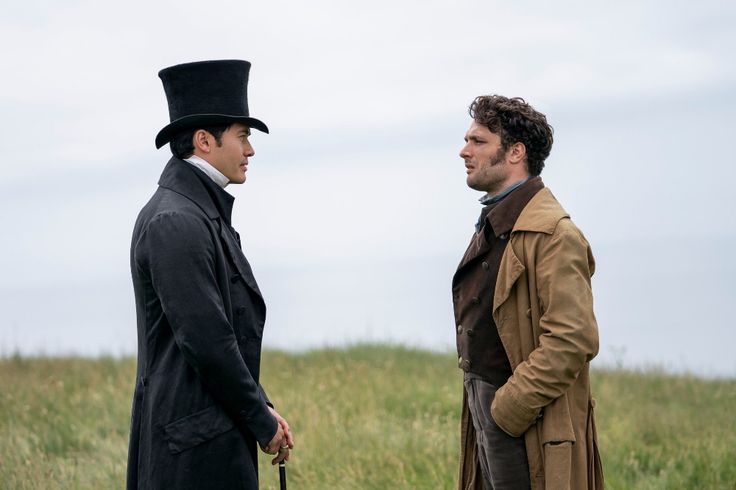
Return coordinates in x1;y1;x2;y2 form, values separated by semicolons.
540;395;576;489
544;441;573;490
163;404;236;454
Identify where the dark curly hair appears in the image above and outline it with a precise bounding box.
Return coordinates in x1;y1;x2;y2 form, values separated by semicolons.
469;95;553;176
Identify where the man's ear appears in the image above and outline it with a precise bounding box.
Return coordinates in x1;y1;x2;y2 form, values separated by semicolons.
192;129;212;154
507;142;526;165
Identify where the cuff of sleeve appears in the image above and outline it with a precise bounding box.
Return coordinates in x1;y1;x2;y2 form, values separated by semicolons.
237;405;279;447
491;384;540;437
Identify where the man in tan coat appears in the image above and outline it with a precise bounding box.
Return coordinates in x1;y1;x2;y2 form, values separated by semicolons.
453;95;604;490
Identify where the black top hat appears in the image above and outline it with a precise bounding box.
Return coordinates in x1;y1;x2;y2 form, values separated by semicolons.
155;59;269;149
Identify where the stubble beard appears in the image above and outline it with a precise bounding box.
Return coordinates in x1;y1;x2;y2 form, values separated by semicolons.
467;147;507;193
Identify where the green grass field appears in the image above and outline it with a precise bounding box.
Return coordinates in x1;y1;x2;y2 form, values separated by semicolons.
1;345;734;489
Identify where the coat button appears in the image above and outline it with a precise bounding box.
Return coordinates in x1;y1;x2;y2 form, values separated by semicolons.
457;324;463;334
471;296;480;305
499;233;508;240
458;357;472;370
236;306;246;316
230;274;240;284
482;261;489;271
466;329;474;337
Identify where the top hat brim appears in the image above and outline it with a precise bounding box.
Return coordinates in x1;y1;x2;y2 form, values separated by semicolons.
155;114;269;149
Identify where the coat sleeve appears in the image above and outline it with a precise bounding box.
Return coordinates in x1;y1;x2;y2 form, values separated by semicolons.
138;211;278;447
259;385;273;408
491;221;599;437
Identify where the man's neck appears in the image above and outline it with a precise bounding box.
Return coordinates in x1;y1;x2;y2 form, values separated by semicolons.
480;177;529;206
185;154;229;188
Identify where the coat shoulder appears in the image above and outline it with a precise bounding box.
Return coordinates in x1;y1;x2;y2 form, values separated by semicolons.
132;189;217;262
136;188;211;233
551;215;589;243
513;188;569;235
144;187;208;218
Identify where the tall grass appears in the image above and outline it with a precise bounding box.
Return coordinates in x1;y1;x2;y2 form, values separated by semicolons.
256;345;459;489
0;355;132;488
592;368;736;489
1;346;734;489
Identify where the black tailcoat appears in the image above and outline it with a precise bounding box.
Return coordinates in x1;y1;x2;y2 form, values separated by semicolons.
127;157;277;489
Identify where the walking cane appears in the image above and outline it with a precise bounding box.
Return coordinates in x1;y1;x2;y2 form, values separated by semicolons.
279;460;287;490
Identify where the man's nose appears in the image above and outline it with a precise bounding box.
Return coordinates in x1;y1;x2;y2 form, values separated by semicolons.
244;141;255;157
459;143;470;159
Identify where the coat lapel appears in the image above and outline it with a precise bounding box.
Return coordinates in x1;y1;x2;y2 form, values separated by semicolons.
493;240;525;314
454;230;493;279
493;189;569;314
219;223;263;300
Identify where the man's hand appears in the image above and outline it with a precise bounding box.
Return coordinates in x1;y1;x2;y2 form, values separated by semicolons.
261;422;285;455
269;407;294;449
261;407;294;465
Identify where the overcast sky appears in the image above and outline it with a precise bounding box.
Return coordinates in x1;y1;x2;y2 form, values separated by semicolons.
1;0;734;376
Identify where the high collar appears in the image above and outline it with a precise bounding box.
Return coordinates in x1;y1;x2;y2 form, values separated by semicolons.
158;157;235;225
481;176;545;237
184;154;230;188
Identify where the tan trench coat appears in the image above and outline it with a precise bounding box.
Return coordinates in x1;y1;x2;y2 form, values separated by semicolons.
458;188;604;490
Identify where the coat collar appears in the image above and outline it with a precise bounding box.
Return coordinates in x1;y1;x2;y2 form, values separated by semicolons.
158;157;263;299
493;188;569;314
455;178;545;274
512;187;569;235
487;177;545;237
158;157;234;224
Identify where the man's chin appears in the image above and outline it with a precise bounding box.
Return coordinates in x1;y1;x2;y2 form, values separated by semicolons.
466;178;483;191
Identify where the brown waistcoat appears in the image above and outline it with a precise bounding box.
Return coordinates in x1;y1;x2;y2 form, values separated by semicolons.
453;178;544;386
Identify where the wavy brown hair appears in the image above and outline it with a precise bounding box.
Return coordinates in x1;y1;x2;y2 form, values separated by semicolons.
469;95;553;176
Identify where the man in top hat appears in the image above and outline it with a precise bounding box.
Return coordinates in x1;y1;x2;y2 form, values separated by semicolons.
454;95;603;489
127;60;293;489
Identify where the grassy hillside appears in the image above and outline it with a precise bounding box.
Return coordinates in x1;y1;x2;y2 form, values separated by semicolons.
0;346;734;489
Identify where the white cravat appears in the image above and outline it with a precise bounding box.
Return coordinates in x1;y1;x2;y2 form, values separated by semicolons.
184;155;229;188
